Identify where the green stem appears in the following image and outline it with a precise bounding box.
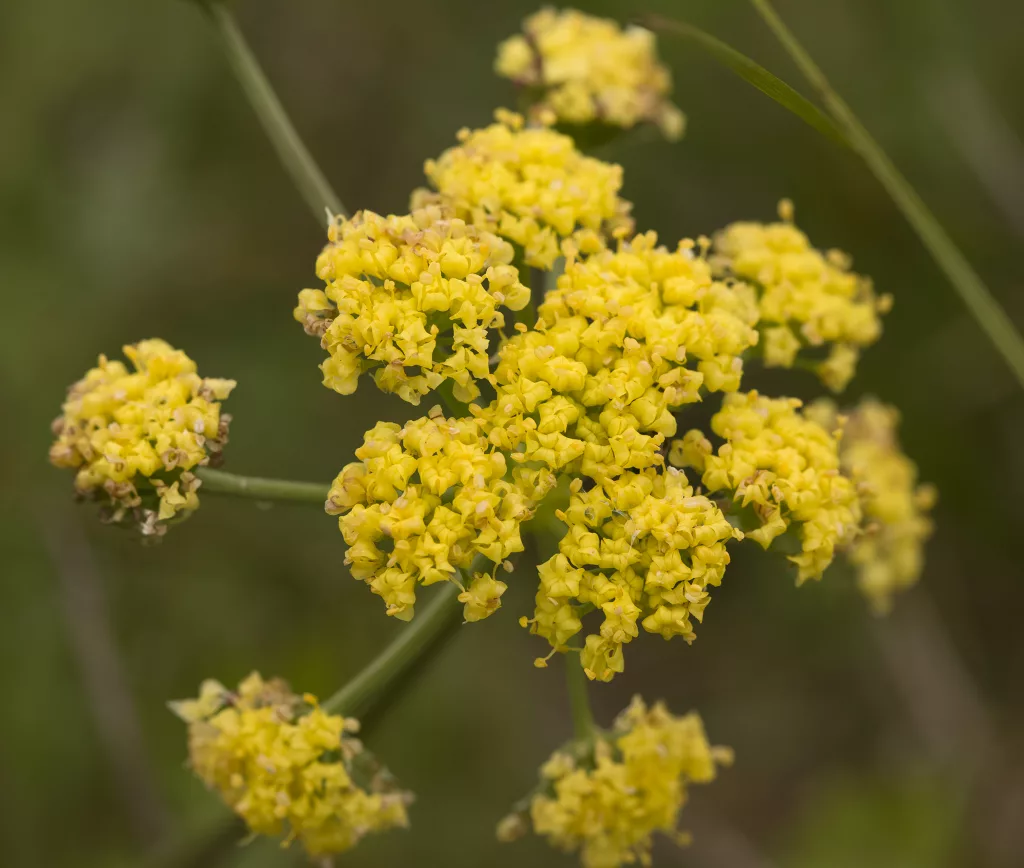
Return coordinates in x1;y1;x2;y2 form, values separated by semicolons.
565;651;596;740
749;0;1024;391
196;467;329;504
322;582;462;716
199;0;346;223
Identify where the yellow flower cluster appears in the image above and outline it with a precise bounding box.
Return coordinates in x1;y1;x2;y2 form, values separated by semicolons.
499;697;731;868
810;398;936;611
326;406;550;621
295;205;529;404
712;202;891;392
676;390;861;584
420;109;634;269
495;8;685;140
49;339;234;537
533;471;739;682
475;233;755;678
170;672;411;858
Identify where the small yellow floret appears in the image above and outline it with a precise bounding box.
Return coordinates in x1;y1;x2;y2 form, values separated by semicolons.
500;696;731;867
327;411;551;620
811;398;936;611
170;673;411;858
49;339;234;536
712;203;889;391
296;204;528;404
495;8;685;140
678;390;862;583
420;110;633;268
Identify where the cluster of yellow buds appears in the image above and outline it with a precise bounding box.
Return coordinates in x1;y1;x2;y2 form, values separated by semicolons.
809;398;936;611
675;390;862;584
476;233;755;678
712;201;891;392
295;205;530;404
49;339;234;536
495;8;685;140
419;109;634;269
170;672;411;858
498;696;731;867
326;407;551;621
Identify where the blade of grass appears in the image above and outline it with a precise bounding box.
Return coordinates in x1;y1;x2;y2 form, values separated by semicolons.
198;0;346;224
745;0;1024;391
644;14;848;147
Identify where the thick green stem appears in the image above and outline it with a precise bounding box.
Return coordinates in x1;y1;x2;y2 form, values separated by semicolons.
749;0;1024;391
565;651;596;740
323;582;462;716
200;0;346;223
196;467;329;504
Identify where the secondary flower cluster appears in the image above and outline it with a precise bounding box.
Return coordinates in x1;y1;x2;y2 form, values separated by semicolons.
326;407;551;622
418;109;634;269
295;205;529;404
495;7;685;140
49;339;234;536
170;673;411;858
487;233;756;678
676;390;862;584
499;697;731;868
809;398;936;611
712;201;891;391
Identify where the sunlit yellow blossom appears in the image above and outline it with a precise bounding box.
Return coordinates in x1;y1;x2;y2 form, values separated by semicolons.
470;232;756;677
419;109;633;268
809;398;936;611
296;204;529;404
499;696;731;867
529;468;740;682
170;672;410;858
677;390;861;584
48;339;234;536
712;201;890;392
327;406;552;620
495;8;685;140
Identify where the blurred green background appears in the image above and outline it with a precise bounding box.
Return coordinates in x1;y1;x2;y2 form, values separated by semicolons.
3;0;1023;866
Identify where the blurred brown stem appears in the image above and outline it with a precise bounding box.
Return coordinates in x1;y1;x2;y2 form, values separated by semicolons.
40;509;171;850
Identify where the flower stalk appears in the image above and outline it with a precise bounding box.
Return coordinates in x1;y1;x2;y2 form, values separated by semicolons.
198;0;346;223
196;467;329;504
323;582;463;716
565;651;596;740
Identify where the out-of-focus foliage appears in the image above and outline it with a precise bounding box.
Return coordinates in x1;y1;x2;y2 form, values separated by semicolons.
2;0;1023;866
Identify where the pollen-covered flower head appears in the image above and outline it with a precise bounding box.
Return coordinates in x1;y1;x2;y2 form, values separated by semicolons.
476;232;756;678
809;398;936;612
675;390;862;584
170;672;411;858
712;201;891;392
295;204;529;404
495;8;685;140
419;109;634;269
498;696;731;868
327;406;554;622
48;339;234;537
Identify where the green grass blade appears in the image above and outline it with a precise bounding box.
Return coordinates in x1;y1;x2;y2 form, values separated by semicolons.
746;0;1024;391
644;14;849;147
199;0;346;224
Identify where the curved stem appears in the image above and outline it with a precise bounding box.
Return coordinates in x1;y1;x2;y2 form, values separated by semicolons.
199;0;346;223
749;0;1024;391
196;467;329;504
565;651;596;740
323;582;462;716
